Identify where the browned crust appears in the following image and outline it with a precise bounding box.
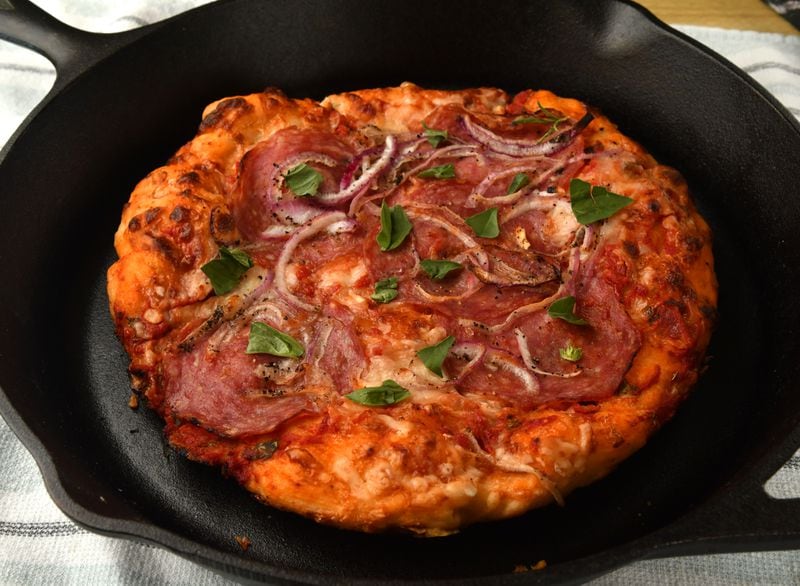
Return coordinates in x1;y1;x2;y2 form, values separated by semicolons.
108;83;716;535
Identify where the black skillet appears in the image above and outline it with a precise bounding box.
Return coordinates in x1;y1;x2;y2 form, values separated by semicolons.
1;0;799;583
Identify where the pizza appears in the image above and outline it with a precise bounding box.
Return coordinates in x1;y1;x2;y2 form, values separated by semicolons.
107;83;716;535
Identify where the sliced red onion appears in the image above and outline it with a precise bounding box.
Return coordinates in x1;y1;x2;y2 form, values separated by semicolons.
580;223;595;252
274;211;348;311
500;192;560;223
403;143;484;178
340;144;382;189
484;349;540;395
406;206;490;270
487;286;565;333
462;112;594;158
468;164;545;207
411;275;482;303
514;328;582;378
471;256;558;288
348;189;388;217
260;203;323;239
563;242;583;297
316;135;397;206
444;342;486;382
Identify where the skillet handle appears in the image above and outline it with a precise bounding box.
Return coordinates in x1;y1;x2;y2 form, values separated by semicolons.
0;0;145;86
650;465;800;555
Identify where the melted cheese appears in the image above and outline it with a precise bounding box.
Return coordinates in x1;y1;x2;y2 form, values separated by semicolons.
542;199;579;247
318;257;367;289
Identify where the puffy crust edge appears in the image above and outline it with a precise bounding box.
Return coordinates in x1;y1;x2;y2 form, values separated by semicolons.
108;83;716;535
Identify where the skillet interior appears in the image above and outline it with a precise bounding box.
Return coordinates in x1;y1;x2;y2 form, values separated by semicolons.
0;0;799;582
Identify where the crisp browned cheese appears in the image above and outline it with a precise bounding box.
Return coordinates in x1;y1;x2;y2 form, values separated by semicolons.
108;83;716;535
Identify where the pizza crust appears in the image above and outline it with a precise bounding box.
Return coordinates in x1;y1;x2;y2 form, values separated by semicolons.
108;83;716;535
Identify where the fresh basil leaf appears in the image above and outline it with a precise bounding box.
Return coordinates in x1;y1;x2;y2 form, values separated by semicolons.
376;201;413;251
201;247;254;295
418;163;455;179
345;380;411;406
559;342;583;362
548;296;588;325
465;207;500;238
285;163;323;196
422;122;448;148
569;179;633;225
512;115;556;125
507;172;530;195
512;102;568;143
371;277;399;303
246;322;304;357
420;259;462;280
416;335;455;378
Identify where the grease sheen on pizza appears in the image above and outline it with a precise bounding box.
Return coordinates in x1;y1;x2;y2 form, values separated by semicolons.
107;83;716;535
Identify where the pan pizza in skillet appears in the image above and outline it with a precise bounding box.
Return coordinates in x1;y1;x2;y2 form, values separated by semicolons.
107;83;716;535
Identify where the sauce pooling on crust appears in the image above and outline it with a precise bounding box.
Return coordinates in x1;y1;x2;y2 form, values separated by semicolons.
107;84;716;535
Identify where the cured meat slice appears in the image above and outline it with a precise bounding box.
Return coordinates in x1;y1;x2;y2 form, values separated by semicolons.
502;270;641;402
231;128;354;240
165;317;314;438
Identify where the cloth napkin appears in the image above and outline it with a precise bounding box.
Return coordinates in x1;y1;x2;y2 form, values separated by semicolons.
1;2;799;583
766;0;800;30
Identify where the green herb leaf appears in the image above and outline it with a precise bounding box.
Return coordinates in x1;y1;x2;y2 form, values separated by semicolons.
284;163;323;196
246;322;304;357
420;259;462;280
201;247;254;295
371;277;399;303
548;296;588;325
512;102;568;143
465;207;500;238
569;178;633;225
422;122;448;148
507;172;531;195
559;342;583;362
512;115;558;125
345;380;411;406
376;201;413;251
416;335;455;378
418;163;456;179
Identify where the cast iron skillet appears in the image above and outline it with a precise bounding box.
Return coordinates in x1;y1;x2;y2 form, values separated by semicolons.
1;0;799;583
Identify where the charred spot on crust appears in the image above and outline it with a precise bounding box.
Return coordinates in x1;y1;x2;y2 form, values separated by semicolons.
660;167;688;188
683;235;704;252
170;205;190;223
178;171;201;186
700;304;718;321
152;235;178;264
663;298;689;316
347;93;376;117
144;207;162;224
666;269;684;288
261;86;287;98
210;207;237;243
622;240;639;258
128;216;142;231
199;97;254;132
648;200;661;214
177;223;193;242
617;381;639;396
